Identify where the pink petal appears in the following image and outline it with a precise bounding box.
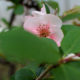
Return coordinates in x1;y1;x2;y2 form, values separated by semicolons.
24;13;63;46
49;27;64;46
24;15;48;34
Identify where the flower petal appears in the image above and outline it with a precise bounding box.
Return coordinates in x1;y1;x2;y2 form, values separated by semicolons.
32;4;46;16
24;16;48;35
41;4;46;14
49;27;64;46
32;11;45;16
43;14;62;28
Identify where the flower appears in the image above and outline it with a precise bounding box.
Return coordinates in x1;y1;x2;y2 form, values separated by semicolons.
24;5;64;46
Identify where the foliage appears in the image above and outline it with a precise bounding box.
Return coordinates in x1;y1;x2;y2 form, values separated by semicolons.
0;0;80;80
46;0;60;13
0;27;60;64
14;5;24;15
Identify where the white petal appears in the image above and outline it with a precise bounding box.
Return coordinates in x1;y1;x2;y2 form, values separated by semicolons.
72;56;80;60
41;4;46;14
65;53;75;59
32;4;46;16
32;11;45;16
25;14;62;29
64;53;80;60
44;14;62;28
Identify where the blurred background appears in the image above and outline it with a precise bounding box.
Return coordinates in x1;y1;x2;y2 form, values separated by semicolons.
0;0;80;80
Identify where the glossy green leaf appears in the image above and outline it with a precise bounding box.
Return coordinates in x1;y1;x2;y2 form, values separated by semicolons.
25;62;45;77
1;18;9;27
25;62;38;73
15;68;35;80
44;3;50;14
46;0;60;13
62;13;80;22
61;25;80;35
0;27;60;64
61;28;80;54
14;5;24;15
52;61;80;80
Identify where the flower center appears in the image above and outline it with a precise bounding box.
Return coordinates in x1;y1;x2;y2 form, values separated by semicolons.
37;24;50;37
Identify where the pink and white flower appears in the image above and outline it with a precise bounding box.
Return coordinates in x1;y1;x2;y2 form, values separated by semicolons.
24;5;64;46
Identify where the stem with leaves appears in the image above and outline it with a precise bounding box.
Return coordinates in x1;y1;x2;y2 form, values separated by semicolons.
36;64;59;80
36;53;80;80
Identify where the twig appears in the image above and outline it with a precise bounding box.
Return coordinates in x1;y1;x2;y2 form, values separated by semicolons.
54;8;58;15
36;63;60;80
8;0;23;28
36;53;80;80
9;11;15;29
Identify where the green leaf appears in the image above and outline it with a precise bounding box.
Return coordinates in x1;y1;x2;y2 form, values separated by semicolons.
44;3;50;14
10;75;15;80
25;62;45;77
36;66;45;76
43;78;53;80
61;13;80;22
36;0;42;8
0;27;60;64
61;28;80;54
14;5;24;15
1;18;9;27
8;5;16;10
15;68;35;80
52;61;80;80
61;25;80;35
46;0;60;13
11;0;21;4
25;62;38;74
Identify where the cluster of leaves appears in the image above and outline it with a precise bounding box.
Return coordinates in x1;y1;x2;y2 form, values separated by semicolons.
0;24;80;80
1;0;80;80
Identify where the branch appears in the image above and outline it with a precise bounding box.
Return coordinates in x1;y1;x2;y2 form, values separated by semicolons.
36;53;80;80
36;64;60;80
9;12;15;29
